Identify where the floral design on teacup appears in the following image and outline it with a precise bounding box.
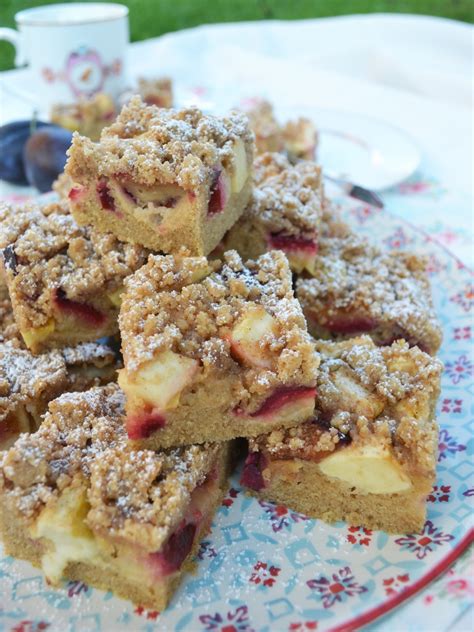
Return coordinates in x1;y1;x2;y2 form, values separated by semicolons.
41;46;122;98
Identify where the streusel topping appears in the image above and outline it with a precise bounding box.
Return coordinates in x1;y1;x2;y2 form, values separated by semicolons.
120;250;319;393
66;97;254;191
247;153;323;238
252;337;442;474
296;230;442;352
245;99;283;151
0;341;116;421
0;384;220;550
0;201;150;329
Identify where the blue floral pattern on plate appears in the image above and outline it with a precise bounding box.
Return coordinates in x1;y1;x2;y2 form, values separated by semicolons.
1;195;473;632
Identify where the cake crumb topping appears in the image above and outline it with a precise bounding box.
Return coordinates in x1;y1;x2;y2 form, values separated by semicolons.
119;250;319;396
252;336;442;474
0;201;150;329
0;384;220;551
66;96;254;191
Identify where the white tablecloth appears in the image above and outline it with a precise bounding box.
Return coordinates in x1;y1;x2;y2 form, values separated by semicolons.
1;14;472;266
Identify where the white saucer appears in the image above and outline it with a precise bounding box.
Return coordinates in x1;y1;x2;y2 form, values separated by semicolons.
275;105;421;191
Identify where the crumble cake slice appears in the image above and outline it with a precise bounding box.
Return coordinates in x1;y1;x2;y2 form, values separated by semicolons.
296;212;442;355
0;384;231;610
138;77;173;108
0;201;150;353
66;97;254;255
118;250;319;449
51;93;117;141
241;336;443;533
219;153;324;274
245;99;318;161
0;340;117;450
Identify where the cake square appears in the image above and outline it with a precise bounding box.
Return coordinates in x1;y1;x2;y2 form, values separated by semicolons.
0;340;118;449
66;97;255;254
51;92;117;141
296;207;442;355
118;250;319;449
0;201;150;353
0;384;231;610
241;336;443;533
245;99;318;161
138;77;173;108
220;152;324;274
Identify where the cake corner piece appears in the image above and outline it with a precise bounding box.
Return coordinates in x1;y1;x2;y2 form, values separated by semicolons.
117;249;319;448
0;383;232;611
241;336;443;534
65;96;255;255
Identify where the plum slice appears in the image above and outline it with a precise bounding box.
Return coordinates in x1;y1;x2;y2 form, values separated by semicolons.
326;314;377;335
240;451;266;491
96;179;116;212
126;406;166;440
235;386;316;419
208;169;228;215
150;520;197;575
268;233;317;255
53;288;106;326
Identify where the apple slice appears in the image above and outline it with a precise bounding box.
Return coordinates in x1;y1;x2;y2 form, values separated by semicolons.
229;305;279;369
32;487;99;583
21;319;55;351
319;443;412;494
330;369;385;420
108;287;124;307
119;350;199;412
230;138;248;193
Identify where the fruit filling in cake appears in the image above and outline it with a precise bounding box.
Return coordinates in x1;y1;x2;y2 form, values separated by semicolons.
241;336;443;533
296;207;442;354
0;201;149;353
66;97;255;255
118;250;319;449
0;340;118;450
220;153;323;274
0;384;231;610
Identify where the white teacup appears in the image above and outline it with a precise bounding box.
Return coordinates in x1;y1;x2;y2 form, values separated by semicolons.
0;2;129;110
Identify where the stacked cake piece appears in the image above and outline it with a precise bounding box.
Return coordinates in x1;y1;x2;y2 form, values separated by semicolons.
0;96;443;611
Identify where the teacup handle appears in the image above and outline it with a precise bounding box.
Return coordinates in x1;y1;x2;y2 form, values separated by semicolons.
0;28;26;67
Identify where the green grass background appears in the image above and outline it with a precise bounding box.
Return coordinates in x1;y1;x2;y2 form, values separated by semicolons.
1;0;472;71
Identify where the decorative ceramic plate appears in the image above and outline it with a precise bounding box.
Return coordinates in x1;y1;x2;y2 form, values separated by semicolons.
1;197;473;632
